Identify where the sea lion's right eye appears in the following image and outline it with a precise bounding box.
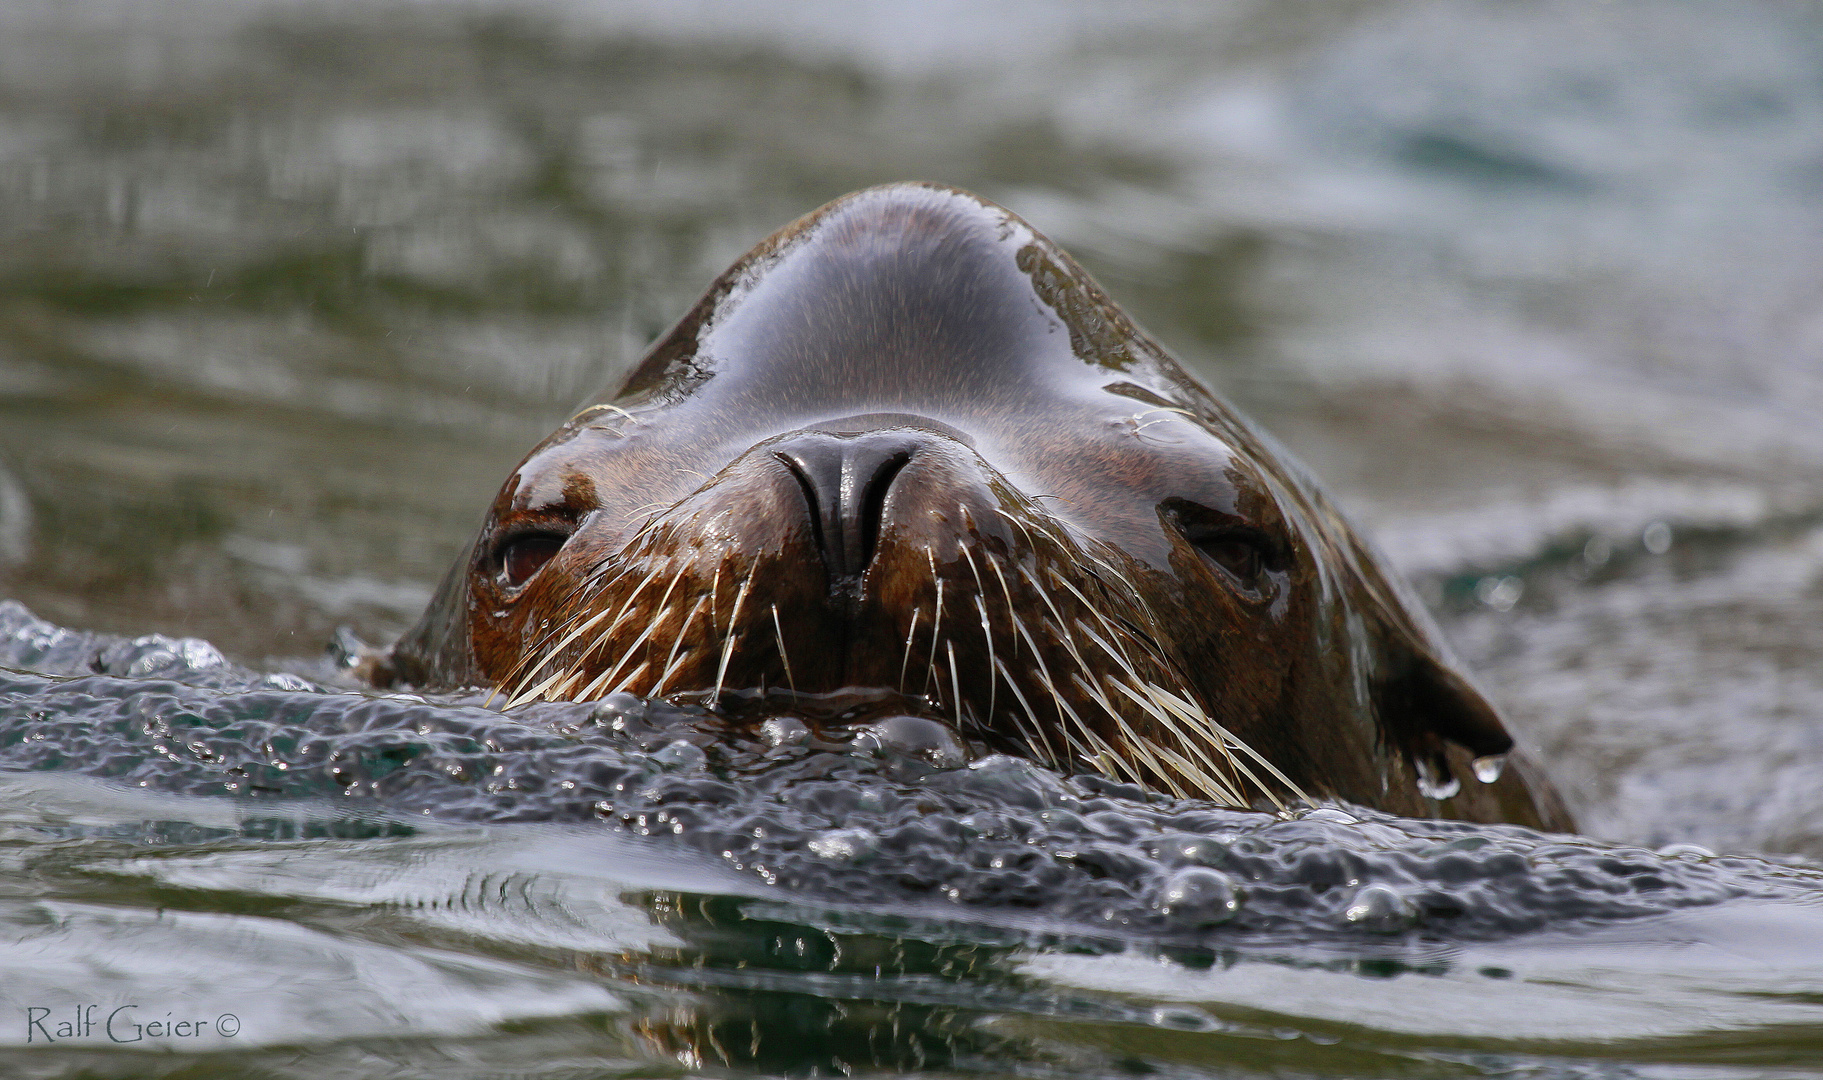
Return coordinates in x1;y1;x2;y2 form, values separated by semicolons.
496;532;568;588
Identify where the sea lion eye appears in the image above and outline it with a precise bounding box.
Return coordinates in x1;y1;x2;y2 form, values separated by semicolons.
496;532;568;588
1195;535;1265;583
1168;500;1279;597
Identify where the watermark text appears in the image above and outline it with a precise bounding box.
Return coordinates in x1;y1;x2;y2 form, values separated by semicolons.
23;1004;240;1044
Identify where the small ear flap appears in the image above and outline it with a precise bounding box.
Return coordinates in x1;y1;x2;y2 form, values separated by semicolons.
1284;490;1568;826
1329;527;1515;789
374;540;482;690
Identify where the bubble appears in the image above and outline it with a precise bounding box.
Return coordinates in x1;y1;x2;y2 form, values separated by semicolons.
1149;1007;1216;1031
1642;521;1673;554
1581;533;1613;567
1153;866;1241;928
649;739;706;772
1;604;1787;944
1148;833;1229;866
807;827;876;862
1343;884;1417;933
1474;575;1523;611
958;811;1010;839
852;715;969;768
759;716;809;748
590;693;652;735
948;753;1078;809
1656;842;1715;858
259;673;317;693
99;635;229;678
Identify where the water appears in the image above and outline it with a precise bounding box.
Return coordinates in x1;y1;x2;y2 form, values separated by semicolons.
3;1;1823;1075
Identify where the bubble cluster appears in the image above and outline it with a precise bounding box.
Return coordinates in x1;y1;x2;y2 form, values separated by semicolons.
0;601;1808;942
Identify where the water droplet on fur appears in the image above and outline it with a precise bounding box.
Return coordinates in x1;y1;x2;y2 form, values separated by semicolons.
1472;754;1508;784
1414;759;1460;800
1343;883;1417;933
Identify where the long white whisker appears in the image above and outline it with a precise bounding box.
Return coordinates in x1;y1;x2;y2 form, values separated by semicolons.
1060;605;1262;806
923;563;945;697
604;660;650;698
535;606;628;700
500;554;672;704
974;595;998;727
1147;683;1308;808
957;543;999;723
947;640;965;730
993;656;1060;767
770;604;797;696
1104;676;1241;804
1016;622;1104;768
987;558;1019;659
711;570;753;705
555;564;690;705
899;606;922;693
708;563;724;637
654;594;708;694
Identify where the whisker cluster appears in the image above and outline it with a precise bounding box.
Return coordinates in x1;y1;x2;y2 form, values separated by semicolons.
491;501;1307;811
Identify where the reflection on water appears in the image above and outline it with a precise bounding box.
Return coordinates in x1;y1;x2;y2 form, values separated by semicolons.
3;0;1823;1076
5;766;1823;1079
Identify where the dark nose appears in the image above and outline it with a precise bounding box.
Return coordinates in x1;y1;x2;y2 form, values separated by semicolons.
772;432;924;581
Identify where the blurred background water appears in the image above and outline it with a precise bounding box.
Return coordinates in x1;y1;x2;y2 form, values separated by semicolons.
3;1;1823;1076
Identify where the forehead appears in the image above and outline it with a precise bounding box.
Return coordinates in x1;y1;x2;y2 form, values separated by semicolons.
507;185;1274;561
659;190;1104;419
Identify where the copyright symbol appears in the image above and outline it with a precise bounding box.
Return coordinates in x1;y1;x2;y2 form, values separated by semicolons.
215;1013;241;1037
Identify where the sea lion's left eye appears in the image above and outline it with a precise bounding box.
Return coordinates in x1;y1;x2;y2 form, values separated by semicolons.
1195;535;1265;583
1168;501;1280;597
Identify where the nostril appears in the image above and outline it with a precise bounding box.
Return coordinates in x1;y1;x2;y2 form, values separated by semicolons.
774;450;829;555
771;433;924;583
858;451;911;572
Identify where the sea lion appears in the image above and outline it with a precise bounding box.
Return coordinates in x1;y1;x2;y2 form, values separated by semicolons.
378;182;1571;830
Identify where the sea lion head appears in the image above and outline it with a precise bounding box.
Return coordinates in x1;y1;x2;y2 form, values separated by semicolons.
384;182;1568;828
